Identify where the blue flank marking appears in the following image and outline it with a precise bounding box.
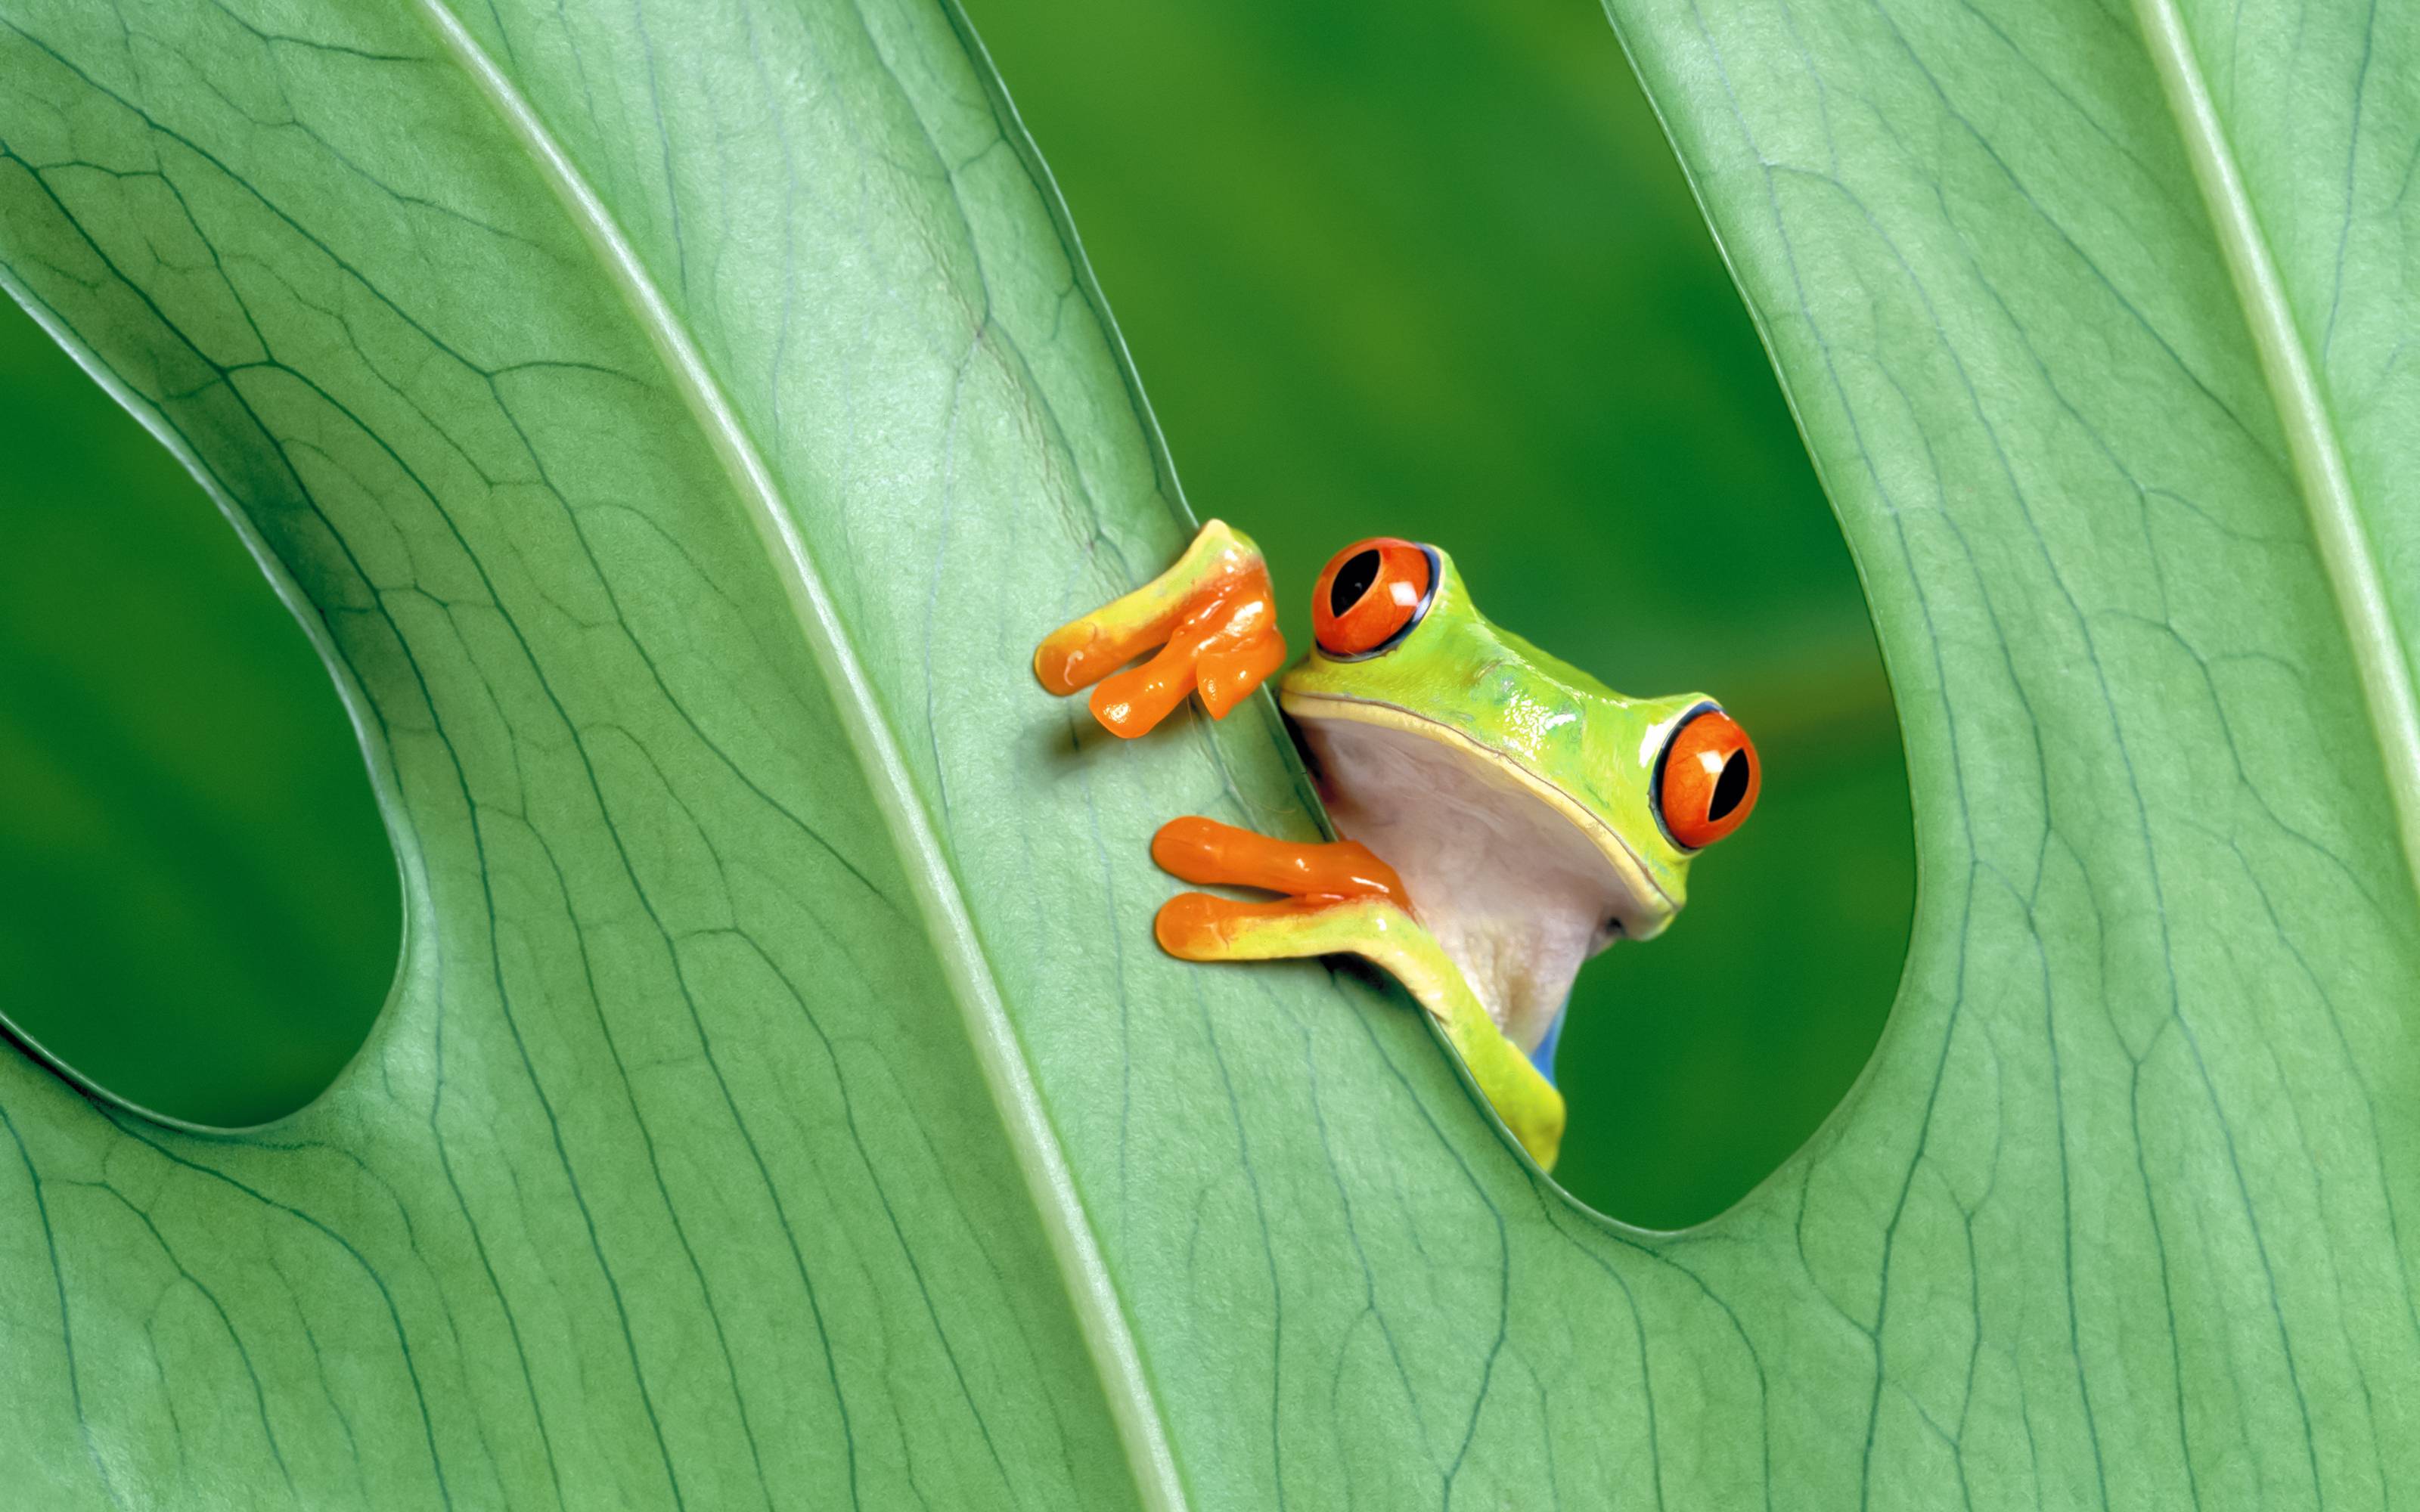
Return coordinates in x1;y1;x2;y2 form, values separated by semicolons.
1528;1001;1569;1085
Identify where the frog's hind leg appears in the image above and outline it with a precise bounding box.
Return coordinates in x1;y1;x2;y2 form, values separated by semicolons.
1150;816;1566;1169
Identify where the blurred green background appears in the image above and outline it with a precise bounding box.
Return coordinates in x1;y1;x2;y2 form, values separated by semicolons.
0;0;1910;1224
0;299;398;1128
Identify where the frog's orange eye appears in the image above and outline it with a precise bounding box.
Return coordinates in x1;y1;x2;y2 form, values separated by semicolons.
1312;538;1435;658
1657;708;1760;849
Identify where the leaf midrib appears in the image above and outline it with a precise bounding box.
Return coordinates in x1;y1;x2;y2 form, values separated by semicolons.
2133;0;2420;891
406;5;1188;1508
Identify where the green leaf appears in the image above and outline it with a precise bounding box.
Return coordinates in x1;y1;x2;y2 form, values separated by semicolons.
0;4;2412;1512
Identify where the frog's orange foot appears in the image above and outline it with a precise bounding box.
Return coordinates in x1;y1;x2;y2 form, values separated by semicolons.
1149;816;1410;961
1034;521;1286;738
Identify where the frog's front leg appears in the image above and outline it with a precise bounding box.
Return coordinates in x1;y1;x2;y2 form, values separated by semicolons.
1150;816;1567;1170
1035;520;1286;738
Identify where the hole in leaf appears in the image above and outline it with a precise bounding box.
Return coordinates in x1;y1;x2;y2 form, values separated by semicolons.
0;294;399;1129
966;0;1915;1226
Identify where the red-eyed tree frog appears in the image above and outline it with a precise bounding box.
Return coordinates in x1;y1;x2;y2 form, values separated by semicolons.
1035;522;1759;1171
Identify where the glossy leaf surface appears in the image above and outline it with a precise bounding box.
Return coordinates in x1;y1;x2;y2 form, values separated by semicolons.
0;1;2414;1509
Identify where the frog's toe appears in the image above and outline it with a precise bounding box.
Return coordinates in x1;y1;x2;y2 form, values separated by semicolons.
1156;892;1302;959
1151;816;1405;901
1087;637;1206;738
1155;891;1398;962
1193;632;1287;719
1032;618;1115;698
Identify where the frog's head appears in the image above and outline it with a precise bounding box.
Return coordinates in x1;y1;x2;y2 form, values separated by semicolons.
1276;538;1759;1064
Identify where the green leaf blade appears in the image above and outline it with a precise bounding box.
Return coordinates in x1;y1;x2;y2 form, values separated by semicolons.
1;0;1173;1503
2136;0;2420;894
1608;0;2420;1501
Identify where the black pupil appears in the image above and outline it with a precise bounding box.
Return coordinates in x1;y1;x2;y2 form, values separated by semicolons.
1707;749;1751;823
1329;550;1381;617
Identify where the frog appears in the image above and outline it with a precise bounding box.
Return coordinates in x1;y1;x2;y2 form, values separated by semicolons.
1033;521;1759;1171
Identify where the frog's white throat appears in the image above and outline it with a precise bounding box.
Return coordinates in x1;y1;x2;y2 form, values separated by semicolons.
1291;705;1671;1055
